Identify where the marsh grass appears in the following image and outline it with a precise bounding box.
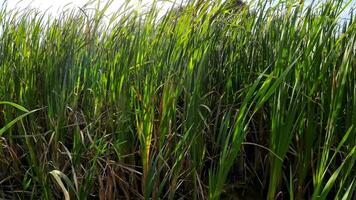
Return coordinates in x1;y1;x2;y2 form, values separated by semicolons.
0;0;355;199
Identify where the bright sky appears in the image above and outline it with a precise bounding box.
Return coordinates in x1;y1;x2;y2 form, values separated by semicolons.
0;0;355;19
2;0;147;10
1;0;175;16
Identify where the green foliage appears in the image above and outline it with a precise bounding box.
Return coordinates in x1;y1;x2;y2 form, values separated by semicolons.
0;0;355;199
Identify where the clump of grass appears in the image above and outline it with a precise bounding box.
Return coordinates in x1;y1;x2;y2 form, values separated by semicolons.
0;0;355;199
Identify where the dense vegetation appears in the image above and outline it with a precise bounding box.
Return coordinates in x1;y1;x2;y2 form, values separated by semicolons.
0;0;355;199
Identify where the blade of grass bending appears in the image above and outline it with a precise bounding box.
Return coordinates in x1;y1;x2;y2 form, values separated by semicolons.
50;172;69;200
0;107;44;136
0;101;29;112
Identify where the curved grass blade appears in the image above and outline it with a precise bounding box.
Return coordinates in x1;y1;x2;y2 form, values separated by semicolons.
0;107;44;136
0;101;29;112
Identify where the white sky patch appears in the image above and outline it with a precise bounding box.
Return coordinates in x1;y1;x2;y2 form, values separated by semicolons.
0;0;354;20
1;0;178;18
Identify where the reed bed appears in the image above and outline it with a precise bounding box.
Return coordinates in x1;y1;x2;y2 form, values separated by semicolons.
0;0;355;199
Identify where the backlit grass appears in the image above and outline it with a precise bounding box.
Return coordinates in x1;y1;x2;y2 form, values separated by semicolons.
0;0;355;199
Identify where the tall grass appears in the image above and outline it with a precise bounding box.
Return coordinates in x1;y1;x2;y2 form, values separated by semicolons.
0;0;355;199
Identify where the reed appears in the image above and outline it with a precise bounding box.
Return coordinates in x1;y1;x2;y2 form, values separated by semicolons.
0;0;355;199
